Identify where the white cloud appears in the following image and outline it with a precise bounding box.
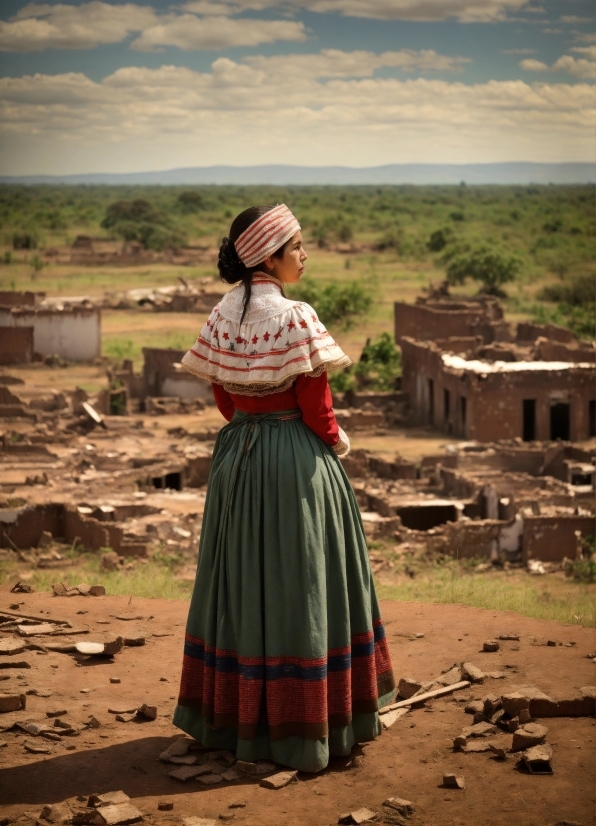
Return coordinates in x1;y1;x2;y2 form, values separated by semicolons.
521;48;596;80
203;0;529;21
504;48;537;54
560;15;592;24
1;2;156;52
130;14;305;51
1;55;593;174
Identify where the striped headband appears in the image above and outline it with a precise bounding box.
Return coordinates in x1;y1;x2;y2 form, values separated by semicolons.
234;204;301;269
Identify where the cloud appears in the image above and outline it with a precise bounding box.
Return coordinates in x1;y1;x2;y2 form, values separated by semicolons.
1;1;156;52
1;54;593;173
521;48;596;80
204;0;530;22
130;14;306;51
504;48;536;54
560;15;592;24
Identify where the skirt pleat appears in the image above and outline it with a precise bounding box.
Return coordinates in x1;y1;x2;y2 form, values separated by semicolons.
173;410;395;772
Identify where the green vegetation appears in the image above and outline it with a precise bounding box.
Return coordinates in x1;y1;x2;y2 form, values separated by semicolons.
329;331;402;392
288;276;373;329
444;244;520;297
101;198;186;250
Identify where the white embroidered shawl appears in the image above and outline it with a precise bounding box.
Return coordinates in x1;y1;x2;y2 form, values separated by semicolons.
181;273;352;396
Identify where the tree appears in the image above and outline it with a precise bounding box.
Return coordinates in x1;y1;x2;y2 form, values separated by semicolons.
446;245;520;297
101;199;186;251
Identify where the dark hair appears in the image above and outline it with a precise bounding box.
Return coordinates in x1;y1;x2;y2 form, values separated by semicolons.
218;205;287;325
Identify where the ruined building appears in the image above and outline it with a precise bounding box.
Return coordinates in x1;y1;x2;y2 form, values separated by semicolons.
396;296;596;443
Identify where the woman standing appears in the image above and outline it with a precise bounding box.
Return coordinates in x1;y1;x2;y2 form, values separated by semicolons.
174;204;395;773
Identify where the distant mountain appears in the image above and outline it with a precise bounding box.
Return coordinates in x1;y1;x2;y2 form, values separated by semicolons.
0;162;594;186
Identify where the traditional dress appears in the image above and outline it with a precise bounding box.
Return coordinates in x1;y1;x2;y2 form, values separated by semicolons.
173;272;395;772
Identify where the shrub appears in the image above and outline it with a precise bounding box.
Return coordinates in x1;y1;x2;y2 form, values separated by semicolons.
450;211;465;221
446;244;520;297
537;272;595;306
354;332;401;390
101;199;186;250
177;191;204;213
13;230;38;250
427;228;452;252
377;226;402;252
102;199;162;228
290;277;372;329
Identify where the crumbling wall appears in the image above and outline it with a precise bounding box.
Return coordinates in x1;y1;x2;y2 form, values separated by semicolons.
0;305;101;361
517;322;578;345
394;302;497;344
142;347;212;402
0;327;33;364
0;291;42;307
523;515;595;563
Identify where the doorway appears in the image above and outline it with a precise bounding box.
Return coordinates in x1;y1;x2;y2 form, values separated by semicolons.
428;379;434;425
589;400;595;438
550;402;570;441
523;399;536;442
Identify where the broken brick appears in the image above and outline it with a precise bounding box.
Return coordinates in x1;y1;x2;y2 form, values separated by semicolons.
482;640;499;653
442;774;465;789
260;771;297;790
511;723;548;752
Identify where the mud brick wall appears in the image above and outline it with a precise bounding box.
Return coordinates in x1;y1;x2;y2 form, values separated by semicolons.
0;291;41;307
523;515;596;563
0;327;33;364
394;302;493;344
517;322;578;344
536;339;596;364
142;347;187;397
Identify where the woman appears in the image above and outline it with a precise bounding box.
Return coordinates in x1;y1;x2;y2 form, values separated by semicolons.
174;204;395;773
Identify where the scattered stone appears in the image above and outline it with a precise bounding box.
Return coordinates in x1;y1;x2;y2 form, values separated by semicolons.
18;720;52;735
182;818;217;826
52;584;67;597
115;714;136;723
219;816;234;822
110;678;121;685
236;760;277;775
483;695;502;718
518;708;532;724
511;723;548;752
381;708;409;730
483;640;499;653
260;771;298;790
24;739;52;754
89;792;131;807
520;743;553;775
108;706;138;715
489;744;508;760
0;660;31;669
157;803;173;812
0;693;26;712
506;718;519;733
137;704;157;721
53;719;79;735
383;797;414;817
163;755;197;766
464;700;484;716
169;766;210;781
123;636;145;647
0;639;26;656
501;693;530;717
38;802;73;823
338;808;377;824
461;662;485;683
473;712;488;725
90;803;143;825
397;677;422;699
86;716;101;729
460;721;497;738
89;586;106;597
442;774;465;789
221;768;242;782
228;803;246;809
46;709;68;718
76;639;123;658
546;640;557;647
461;740;494;753
159;739;191;760
350;755;364;769
529;696;596;718
209;750;237;767
437;665;463;686
197;773;223;785
11;582;34;594
17;623;56;637
485;671;507;680
498;634;520;641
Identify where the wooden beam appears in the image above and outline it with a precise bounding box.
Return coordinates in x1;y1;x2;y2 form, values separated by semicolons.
379;680;471;714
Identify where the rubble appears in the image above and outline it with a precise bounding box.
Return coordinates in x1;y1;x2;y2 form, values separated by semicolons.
511;723;548;752
519;744;553;775
383;797;414;817
483;640;500;652
442;774;465;789
0;693;26;712
338;809;377;824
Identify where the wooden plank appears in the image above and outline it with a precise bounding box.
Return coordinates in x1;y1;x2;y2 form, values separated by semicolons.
379;680;471;714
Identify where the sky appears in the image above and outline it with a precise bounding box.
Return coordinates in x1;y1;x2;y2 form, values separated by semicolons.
0;0;594;174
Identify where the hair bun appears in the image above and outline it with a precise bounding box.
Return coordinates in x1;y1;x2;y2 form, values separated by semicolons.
218;236;247;284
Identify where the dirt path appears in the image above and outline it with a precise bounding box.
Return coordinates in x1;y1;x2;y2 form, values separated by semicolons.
0;589;594;826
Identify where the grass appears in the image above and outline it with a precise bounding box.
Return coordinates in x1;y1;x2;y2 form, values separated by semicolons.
376;563;596;628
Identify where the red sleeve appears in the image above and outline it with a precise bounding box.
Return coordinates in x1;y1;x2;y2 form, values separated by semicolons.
294;372;339;446
211;383;235;422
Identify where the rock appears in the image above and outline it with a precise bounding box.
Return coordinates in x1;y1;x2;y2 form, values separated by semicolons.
461;663;485;683
338;809;376;824
164;755;197;766
110;678;121;685
518;708;532;724
506;718;519;733
482;695;502;718
260;771;297;790
38;802;73;823
24;739;52;754
91;803;143;825
437;666;463;686
511;723;548;752
183;818;217;826
397;677;422;699
11;582;34;593
228;803;246;809
18;720;52;735
89;792;130;807
453;736;467;751
0;660;31;670
101;553;120;572
483;640;499;653
461;740;494;753
123;636;145;647
381;708;409;729
53;719;78;735
169;766;210;781
473;712;488;725
46;709;68;718
529;696;596;718
520;743;553;774
17;623;56;637
159;739;191;760
501;693;530;717
52;583;68;596
489;744;507;760
221;768;242;782
219;816;234;822
137;704;157;720
197;774;223;785
0;693;26;712
547;640;557;647
236;760;277;775
0;639;26;656
115;714;136;723
460;721;497;738
108;706;138;715
209;750;236;767
89;586;106;597
491;709;506;726
464;700;484;716
383;797;414;817
579;686;596;698
157;803;173;812
77;584;91;597
498;634;520;641
442;774;465;789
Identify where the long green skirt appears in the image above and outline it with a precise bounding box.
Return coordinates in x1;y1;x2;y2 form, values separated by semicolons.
173;409;395;772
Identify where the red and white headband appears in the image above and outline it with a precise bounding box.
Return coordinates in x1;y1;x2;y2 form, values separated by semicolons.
234;204;300;269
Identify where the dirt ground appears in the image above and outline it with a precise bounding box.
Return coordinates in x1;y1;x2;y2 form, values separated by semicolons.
0;589;594;826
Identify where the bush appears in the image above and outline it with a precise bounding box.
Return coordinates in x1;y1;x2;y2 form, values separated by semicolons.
13;230;38;250
102;199;162;228
537;272;595;306
427;228;452;252
446;244;520;297
377;226;402;252
101;199;186;250
177;191;204;213
354;332;401;390
290;277;372;329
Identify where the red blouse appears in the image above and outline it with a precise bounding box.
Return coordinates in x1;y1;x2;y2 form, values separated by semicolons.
211;372;340;446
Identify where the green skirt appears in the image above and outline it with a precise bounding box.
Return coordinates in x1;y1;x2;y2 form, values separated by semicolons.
173;409;395;772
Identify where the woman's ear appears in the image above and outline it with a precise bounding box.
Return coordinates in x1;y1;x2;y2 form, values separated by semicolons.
262;255;276;271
